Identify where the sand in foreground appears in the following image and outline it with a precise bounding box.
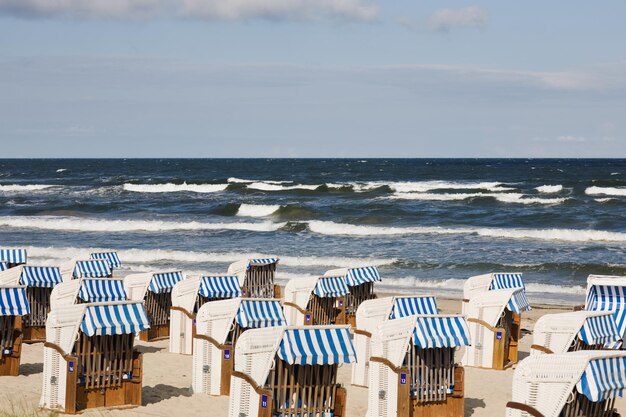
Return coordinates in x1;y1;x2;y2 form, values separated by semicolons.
0;298;624;416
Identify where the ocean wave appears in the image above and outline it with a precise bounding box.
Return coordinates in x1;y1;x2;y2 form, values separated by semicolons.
0;216;284;233
535;184;563;193
246;182;319;191
389;192;566;204
227;177;289;185
595;198;616;203
306;220;626;243
25;245;397;269
0;184;56;192
585;186;626;197
237;203;281;217
378;276;585;296
123;182;228;193
56;169;67;173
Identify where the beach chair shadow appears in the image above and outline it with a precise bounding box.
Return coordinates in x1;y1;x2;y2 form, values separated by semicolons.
142;384;192;406
20;362;43;376
136;345;165;354
464;397;486;416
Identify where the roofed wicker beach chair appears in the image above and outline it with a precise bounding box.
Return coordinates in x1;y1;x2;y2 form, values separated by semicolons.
124;271;184;342
0;248;27;269
228;325;355;417
461;287;531;370
169;275;241;354
60;258;113;282
532;310;622;355
582;275;626;349
367;314;470;417
283;274;350;326
89;251;122;271
228;257;280;298
505;350;625;417
51;277;128;308
192;298;286;396
40;301;149;414
323;266;382;326
462;272;525;312
0;285;29;376
0;265;63;343
352;295;439;387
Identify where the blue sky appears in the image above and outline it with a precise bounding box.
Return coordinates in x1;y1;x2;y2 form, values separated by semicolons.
0;1;624;157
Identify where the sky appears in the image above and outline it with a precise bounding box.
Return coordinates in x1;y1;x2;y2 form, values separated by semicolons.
0;1;625;157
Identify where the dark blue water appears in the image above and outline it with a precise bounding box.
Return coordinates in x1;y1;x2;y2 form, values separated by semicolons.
1;158;625;303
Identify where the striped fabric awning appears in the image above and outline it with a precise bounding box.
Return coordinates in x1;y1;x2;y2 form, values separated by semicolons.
586;285;626;341
412;315;471;349
0;262;7;272
0;249;27;265
235;300;286;329
148;271;183;294
346;266;381;286
390;296;439;319
577;356;626;402
0;287;29;316
20;266;63;288
313;276;350;298
73;259;112;278
578;314;621;346
199;276;241;299
81;302;150;337
247;258;279;268
79;279;127;302
506;290;531;314
278;327;357;365
90;251;122;268
489;273;524;290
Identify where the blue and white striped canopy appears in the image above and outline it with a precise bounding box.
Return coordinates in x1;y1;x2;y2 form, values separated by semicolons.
506;290;531;314
412;316;471;349
586;285;626;342
489;273;524;290
313;276;350;298
390;296;439;319
79;279;127;302
248;258;279;268
0;287;29;316
235;300;286;329
20;266;63;288
578;314;621;346
577;356;626;402
345;266;381;286
90;251;122;268
0;262;7;272
73;259;112;278
199;276;241;299
278;327;357;365
148;271;183;294
0;249;27;265
81;302;150;337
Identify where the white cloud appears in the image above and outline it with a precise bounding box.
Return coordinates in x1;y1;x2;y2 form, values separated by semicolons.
556;135;586;143
427;6;487;32
0;0;378;21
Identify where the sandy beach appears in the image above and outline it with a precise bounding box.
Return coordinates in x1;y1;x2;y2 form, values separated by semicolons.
1;296;623;416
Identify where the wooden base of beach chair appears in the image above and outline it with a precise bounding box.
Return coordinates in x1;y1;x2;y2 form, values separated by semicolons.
273;284;282;299
139;323;170;342
22;325;47;344
64;351;143;414
306;296;348;325
397;367;464;417
220;344;234;396
491;312;521;370
0;316;22;376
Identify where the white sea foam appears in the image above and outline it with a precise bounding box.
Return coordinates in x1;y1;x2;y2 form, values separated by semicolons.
246;182;319;191
0;184;56;192
227;177;289;185
0;216;283;233
585;186;626;197
535;184;563;193
237;204;281;217
306;220;626;243
24;245;397;269
595;198;616;203
123;182;228;193
389;192;566;204
379;276;585;296
56;169;67;173
354;180;513;193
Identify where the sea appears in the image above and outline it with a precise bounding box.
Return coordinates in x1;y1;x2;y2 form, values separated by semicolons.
1;158;625;305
